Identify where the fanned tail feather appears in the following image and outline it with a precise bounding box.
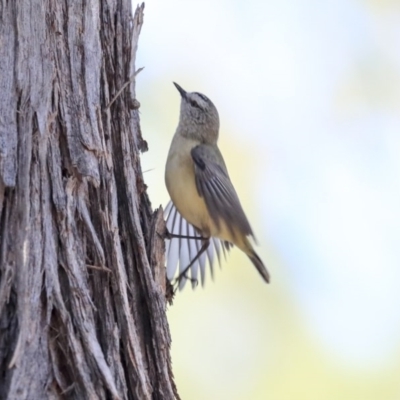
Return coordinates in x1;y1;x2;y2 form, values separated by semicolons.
164;201;229;289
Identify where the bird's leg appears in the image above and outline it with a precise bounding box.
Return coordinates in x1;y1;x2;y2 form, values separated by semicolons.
174;238;210;289
164;227;208;241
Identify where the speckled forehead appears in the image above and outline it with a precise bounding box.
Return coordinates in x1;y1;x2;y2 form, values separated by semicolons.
193;92;209;102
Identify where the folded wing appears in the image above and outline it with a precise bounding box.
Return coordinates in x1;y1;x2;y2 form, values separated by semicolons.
191;144;253;241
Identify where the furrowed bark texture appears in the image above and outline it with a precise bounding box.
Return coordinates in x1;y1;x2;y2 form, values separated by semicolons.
0;2;177;399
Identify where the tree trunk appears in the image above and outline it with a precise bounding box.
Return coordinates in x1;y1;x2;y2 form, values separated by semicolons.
0;2;177;399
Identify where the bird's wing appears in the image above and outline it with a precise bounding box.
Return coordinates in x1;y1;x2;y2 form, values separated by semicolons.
191;144;253;240
164;201;230;290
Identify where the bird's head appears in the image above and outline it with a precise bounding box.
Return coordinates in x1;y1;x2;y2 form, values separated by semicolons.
174;82;220;144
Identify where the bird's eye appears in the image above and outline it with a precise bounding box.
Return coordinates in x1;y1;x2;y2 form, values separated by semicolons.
189;99;202;109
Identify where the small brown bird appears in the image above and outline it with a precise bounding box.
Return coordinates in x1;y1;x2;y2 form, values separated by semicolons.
165;83;269;289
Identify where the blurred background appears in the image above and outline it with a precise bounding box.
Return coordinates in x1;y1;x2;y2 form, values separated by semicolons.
136;0;400;399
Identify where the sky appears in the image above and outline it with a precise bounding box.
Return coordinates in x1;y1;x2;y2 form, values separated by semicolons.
136;1;400;398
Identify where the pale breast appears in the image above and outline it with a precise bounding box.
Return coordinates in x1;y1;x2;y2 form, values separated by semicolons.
165;137;211;234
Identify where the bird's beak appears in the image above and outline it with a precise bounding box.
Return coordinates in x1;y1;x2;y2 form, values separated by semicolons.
173;82;187;99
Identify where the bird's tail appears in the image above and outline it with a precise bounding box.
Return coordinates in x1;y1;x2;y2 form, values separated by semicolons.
248;250;270;283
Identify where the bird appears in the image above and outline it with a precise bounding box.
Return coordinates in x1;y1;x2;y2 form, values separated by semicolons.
164;82;270;289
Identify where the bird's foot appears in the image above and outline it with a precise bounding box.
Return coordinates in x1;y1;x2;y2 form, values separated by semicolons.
163;227;207;241
173;271;198;291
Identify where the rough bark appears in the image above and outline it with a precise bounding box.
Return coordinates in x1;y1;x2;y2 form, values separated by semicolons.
0;1;177;399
